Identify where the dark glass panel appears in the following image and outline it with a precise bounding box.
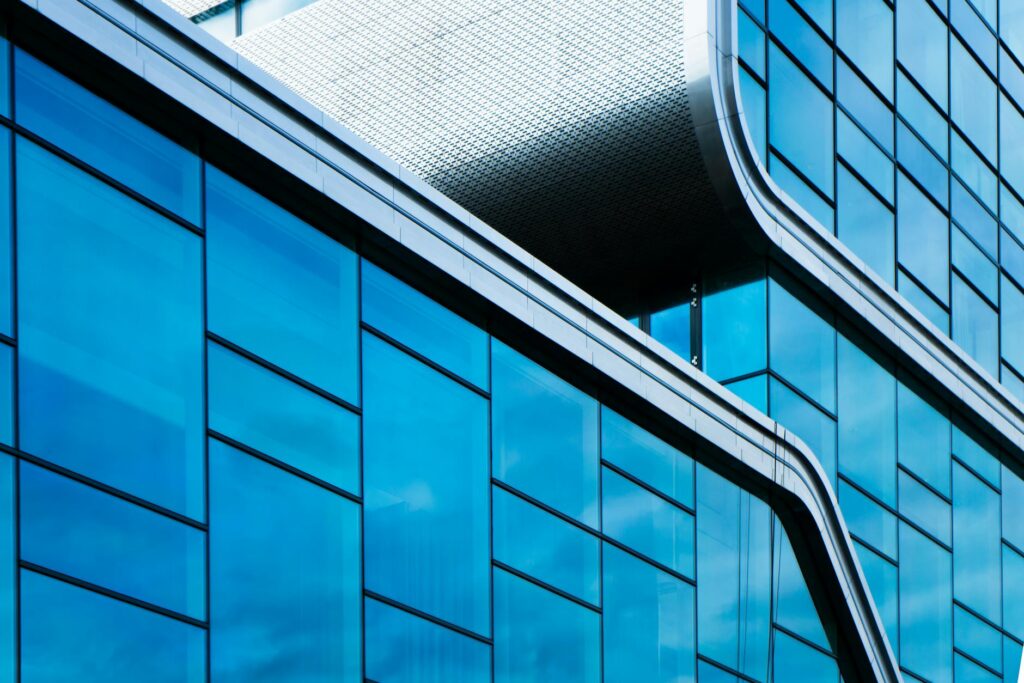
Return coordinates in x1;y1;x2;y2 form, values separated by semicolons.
0;344;11;447
0;130;9;338
0;455;10;683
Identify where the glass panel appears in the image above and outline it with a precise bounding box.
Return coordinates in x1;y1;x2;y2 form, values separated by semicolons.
1002;95;1024;197
954;653;1001;682
362;260;488;389
952;180;997;259
951;38;997;163
1004;465;1024;550
210;439;361;682
769;45;834;196
839;479;898;559
0;454;11;683
365;332;490;632
493;568;600;683
954;605;1002;674
738;9;766;78
603;545;695;683
0;130;9;338
493;487;599;605
1002;230;1024;288
952;274;999;378
773;518;829;647
897;379;951;496
952;131;997;211
897;0;949;109
602;467;695;578
793;0;831;35
492;340;598;527
951;423;1000;489
838;333;897;506
1005;636;1024;683
770;378;837;484
1002;276;1024;374
365;599;491;683
21;570;205;683
206;166;358;403
1004;545;1024;640
899;268;950;333
838;111;895;202
725;373;768;413
697;661;740;683
13;50;199;222
19;464;205;619
898;71;948;160
17;139;203;517
898;122;949;210
208;342;359;493
739;68;767;162
772;629;838;682
1004;2;1024;66
769;0;833;89
702;265;767;382
600;407;693;508
953;464;1002;622
0;344;11;447
650;301;691;363
838;60;894;153
837;0;893;99
900;523;953;683
769;276;835;412
898;469;952;545
854;541;899;653
952;228;997;304
769;152;835;231
837;166;895;283
898;173;949;304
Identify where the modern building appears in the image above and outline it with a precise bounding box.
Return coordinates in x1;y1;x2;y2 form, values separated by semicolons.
0;0;1019;681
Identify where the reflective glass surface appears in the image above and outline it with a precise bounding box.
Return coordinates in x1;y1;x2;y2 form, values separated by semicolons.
702;265;767;381
953;464;1001;622
600;407;693;508
0;455;10;683
900;523;952;683
769;276;835;412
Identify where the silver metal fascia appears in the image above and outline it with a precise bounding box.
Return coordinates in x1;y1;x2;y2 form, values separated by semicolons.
23;0;896;679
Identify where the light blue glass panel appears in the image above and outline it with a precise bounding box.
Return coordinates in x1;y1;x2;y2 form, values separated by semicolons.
738;9;766;78
1006;637;1024;683
838;112;894;202
362;260;488;389
13;50;200;222
602;467;694;578
955;653;1001;682
494;568;599;683
1002;230;1024;287
0;130;9;338
951;0;995;71
898;269;950;333
954;605;1002;674
601;407;693;508
837;0;893;99
1003;276;1024;374
1002;365;1024;404
952;423;1000;489
17;139;203;518
854;541;899;653
952;131;998;212
769;45;834;196
772;629;838;682
897;0;949;109
1004;545;1024;640
952;228;997;303
770;378;837;484
768;277;835;412
773;519;829;647
1003;48;1024;110
838;334;897;505
0;35;8;117
953;180;998;259
1005;2;1024;67
493;487;599;605
210;439;361;682
837;167;895;283
951;38;997;163
702;265;767;382
365;599;491;683
769;0;832;89
650;301;691;363
968;0;996;25
952;275;999;378
1005;466;1024;550
725;373;768;413
900;523;953;683
208;342;359;493
696;466;771;680
793;0;831;34
839;479;898;559
0;344;11;447
21;571;205;683
493;340;598;527
1003;96;1024;197
19;464;205;619
898;71;948;159
365;335;489;635
769;153;835;231
206;166;358;403
897;379;951;496
739;68;767;163
741;0;765;22
898;173;950;303
838;60;894;153
1003;184;1024;245
697;661;740;683
0;455;10;683
899;469;952;544
898;121;950;210
603;545;695;683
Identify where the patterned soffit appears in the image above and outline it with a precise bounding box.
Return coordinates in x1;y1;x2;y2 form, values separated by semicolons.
163;0;225;18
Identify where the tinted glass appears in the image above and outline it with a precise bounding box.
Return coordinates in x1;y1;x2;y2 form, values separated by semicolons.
837;0;893;99
951;38;997;163
1002;95;1024;196
17;140;203;517
838;167;895;283
206;166;358;403
1004;545;1024;640
854;541;899;653
601;407;694;508
210;440;361;682
898;173;950;304
839;479;898;560
0;455;10;683
953;464;1001;622
899;523;952;683
898;469;951;545
769;0;832;89
739;68;768;161
770;378;837;484
0;131;9;338
838;61;894;153
702;265;767;381
365;335;489;635
897;379;951;496
1002;276;1024;374
951;423;999;489
954;605;1002;674
898;71;948;159
952;274;999;378
0;344;11;447
649;301;691;363
770;153;835;231
838;111;895;202
773;519;829;647
897;0;949;109
772;629;838;682
769;276;835;411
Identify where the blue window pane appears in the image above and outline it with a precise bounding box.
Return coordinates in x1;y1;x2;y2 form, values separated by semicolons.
741;0;765;23
0;35;8;117
898;121;950;209
898;469;951;545
365;599;491;683
838;112;895;202
838;61;894;153
951;0;995;72
952;274;999;378
770;378;837;484
772;629;838;682
793;0;831;35
208;342;359;493
210;439;361;682
1005;466;1024;550
19;464;205;619
725;373;768;412
898;71;948;160
1006;637;1024;683
897;0;949;109
898;269;950;333
952;131;997;212
951;423;999;488
1003;276;1024;374
1002;230;1024;288
954;653;1001;682
0;130;9;338
769;276;835;412
206;166;358;403
0;344;11;447
1002;364;1024;404
1004;545;1024;641
601;407;694;509
838;333;897;506
1004;2;1024;66
769;152;835;231
1003;48;1024;111
898;173;950;303
854;541;899;653
0;455;11;683
839;479;898;560
697;661;740;683
603;545;695;683
494;568;599;683
951;229;997;304
650;300;691;363
769;45;834;196
365;335;489;635
773;518;830;647
702;265;767;382
769;0;833;90
1002;95;1024;197
954;605;1003;674
1003;184;1024;245
21;571;205;683
838;167;895;283
951;39;997;164
492;340;598;527
739;9;766;78
696;466;771;679
897;379;951;496
837;0;893;100
739;68;767;162
13;50;199;222
953;179;998;258
493;487;599;605
602;467;694;578
17;139;203;518
362;260;488;389
900;523;953;683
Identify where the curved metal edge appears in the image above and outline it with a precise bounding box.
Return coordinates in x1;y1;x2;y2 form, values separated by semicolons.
30;1;899;680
